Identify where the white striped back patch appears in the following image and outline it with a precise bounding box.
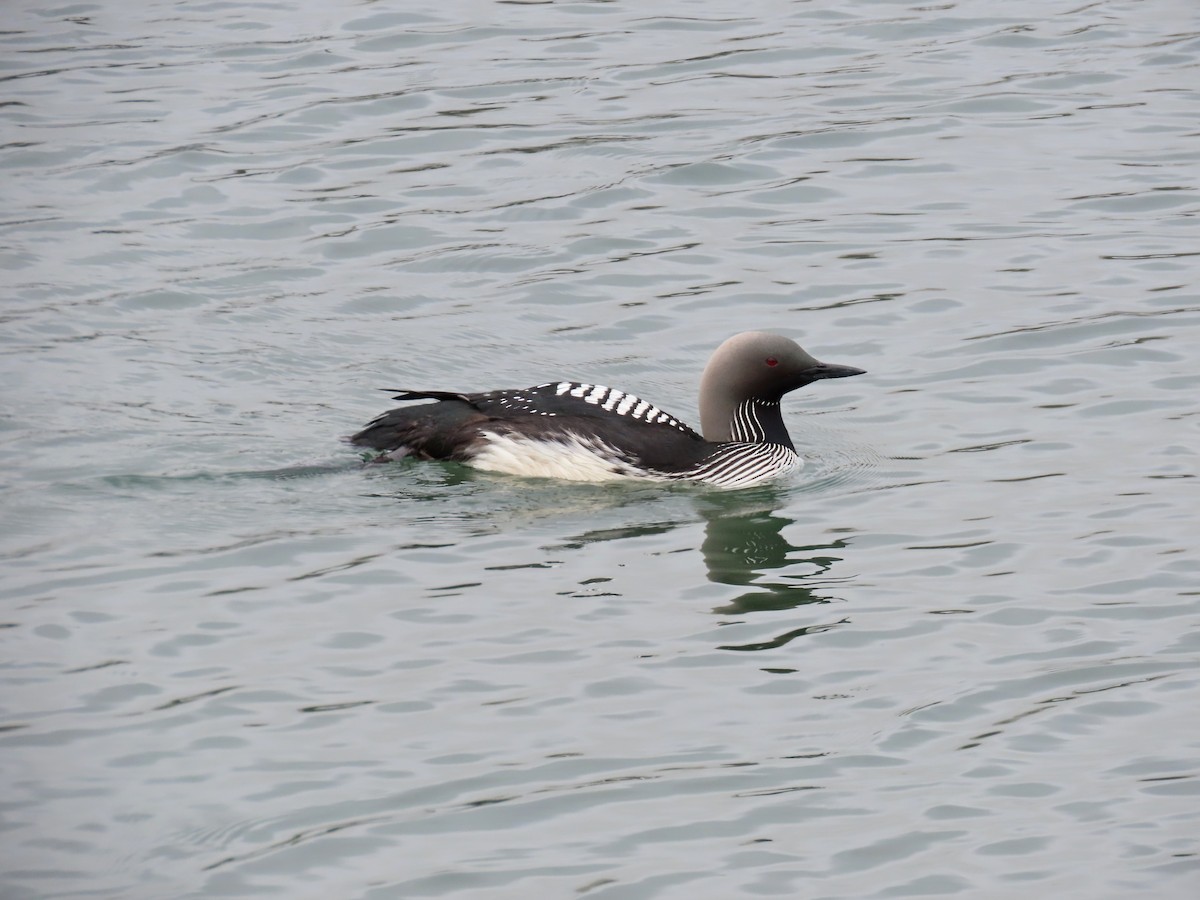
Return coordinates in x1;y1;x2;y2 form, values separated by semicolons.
551;382;690;434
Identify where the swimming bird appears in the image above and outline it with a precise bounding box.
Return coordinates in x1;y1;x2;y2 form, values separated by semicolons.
350;331;864;488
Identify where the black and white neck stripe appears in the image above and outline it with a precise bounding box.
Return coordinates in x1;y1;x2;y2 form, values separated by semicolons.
729;399;776;443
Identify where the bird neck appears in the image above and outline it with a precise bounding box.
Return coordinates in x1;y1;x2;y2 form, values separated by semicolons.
707;397;795;449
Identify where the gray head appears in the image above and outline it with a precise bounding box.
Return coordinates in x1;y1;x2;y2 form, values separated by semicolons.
698;332;865;443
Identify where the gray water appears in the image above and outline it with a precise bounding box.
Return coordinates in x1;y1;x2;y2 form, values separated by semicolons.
3;1;1199;898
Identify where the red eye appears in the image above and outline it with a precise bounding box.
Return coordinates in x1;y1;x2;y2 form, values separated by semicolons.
765;357;778;367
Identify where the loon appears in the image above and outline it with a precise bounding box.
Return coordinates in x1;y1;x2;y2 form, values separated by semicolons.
350;331;864;489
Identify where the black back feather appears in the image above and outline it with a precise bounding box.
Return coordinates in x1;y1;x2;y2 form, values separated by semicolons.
350;382;710;472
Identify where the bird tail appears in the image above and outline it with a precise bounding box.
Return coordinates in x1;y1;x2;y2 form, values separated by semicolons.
378;388;471;403
349;391;482;457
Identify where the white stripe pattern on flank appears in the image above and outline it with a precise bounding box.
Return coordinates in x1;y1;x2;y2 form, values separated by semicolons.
471;431;797;488
671;442;800;488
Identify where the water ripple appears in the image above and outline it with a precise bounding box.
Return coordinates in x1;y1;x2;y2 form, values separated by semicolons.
3;1;1199;898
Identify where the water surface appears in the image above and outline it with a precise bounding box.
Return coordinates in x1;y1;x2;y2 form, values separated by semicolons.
2;1;1199;898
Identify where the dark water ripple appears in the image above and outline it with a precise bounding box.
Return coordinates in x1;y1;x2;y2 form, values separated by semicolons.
3;1;1200;898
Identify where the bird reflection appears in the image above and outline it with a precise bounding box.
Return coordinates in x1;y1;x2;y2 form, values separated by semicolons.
693;488;853;649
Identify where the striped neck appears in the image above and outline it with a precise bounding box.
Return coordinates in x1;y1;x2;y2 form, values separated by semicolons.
728;399;795;450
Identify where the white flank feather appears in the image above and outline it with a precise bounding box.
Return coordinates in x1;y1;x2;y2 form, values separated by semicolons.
470;431;653;483
468;431;800;488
